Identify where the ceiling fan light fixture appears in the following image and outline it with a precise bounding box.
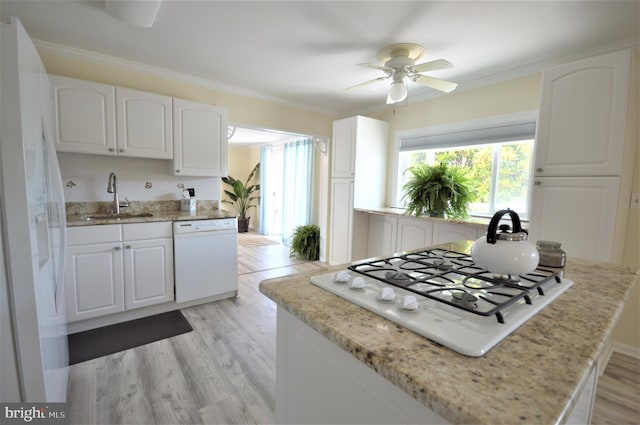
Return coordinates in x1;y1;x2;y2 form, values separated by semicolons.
388;81;408;103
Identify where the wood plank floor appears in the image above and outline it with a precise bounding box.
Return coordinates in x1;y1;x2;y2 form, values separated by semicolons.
592;351;640;425
67;238;639;424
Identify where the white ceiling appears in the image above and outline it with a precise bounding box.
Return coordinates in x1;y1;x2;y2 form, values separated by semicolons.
2;1;638;116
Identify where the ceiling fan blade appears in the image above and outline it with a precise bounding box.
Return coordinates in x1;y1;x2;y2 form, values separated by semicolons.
358;62;394;72
343;76;389;92
413;74;458;93
412;59;453;73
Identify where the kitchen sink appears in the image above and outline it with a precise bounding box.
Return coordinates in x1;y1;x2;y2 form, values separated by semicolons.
84;212;153;221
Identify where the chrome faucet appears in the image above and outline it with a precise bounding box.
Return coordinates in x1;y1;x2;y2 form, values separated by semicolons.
107;172;120;214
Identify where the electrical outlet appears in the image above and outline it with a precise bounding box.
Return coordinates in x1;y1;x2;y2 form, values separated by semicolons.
631;193;640;209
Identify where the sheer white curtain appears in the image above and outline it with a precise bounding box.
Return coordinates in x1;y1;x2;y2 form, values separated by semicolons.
282;138;314;244
259;145;272;235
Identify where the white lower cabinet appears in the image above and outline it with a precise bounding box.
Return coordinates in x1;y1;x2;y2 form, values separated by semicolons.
564;363;598;425
367;214;397;258
363;212;485;258
328;179;354;265
432;222;481;245
123;237;174;310
65;241;125;321
396;216;434;252
528;176;620;262
276;308;448;424
65;222;174;323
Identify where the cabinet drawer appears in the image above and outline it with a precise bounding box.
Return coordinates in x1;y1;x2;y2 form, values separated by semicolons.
67;225;122;245
122;221;172;240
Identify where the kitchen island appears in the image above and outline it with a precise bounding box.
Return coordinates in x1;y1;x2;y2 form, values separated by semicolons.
259;241;638;424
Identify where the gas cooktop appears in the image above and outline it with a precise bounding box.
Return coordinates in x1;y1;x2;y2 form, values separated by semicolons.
310;248;572;357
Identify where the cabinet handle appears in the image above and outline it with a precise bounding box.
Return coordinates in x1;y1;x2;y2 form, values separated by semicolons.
536;167;543;172
119;149;124;153
125;245;131;249
108;148;114;152
534;181;541;185
114;246;121;251
176;169;180;173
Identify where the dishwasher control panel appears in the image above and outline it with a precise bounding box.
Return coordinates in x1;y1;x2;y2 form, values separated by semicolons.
173;218;237;234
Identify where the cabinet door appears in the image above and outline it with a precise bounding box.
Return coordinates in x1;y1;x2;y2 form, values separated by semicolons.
528;176;619;262
173;97;228;176
535;50;630;176
116;87;173;159
328;179;354;265
50;75;116;155
64;243;124;322
123;238;174;310
564;363;597;424
331;117;356;178
396;217;434;253
367;214;397;258
432;222;480;245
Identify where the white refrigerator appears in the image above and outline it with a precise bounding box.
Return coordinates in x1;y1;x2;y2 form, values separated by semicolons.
0;17;69;402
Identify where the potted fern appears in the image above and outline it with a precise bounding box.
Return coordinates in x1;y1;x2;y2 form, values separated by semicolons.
401;162;474;218
289;224;320;261
221;163;260;232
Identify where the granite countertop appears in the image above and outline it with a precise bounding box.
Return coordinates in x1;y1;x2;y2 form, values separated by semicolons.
65;200;236;226
355;207;493;228
259;240;639;424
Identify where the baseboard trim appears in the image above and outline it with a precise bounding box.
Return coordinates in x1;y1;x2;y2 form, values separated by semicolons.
613;342;640;359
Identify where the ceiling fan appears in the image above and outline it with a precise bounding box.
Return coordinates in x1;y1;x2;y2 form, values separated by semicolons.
344;43;458;104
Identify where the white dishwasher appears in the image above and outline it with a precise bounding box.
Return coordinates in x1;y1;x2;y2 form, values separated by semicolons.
173;218;238;303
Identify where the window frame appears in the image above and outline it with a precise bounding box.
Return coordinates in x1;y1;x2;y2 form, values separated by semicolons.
391;110;538;218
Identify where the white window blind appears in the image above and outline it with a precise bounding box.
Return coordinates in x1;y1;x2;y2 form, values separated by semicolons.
399;122;536;152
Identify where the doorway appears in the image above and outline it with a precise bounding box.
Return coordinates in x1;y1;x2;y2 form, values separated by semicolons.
227;125;317;243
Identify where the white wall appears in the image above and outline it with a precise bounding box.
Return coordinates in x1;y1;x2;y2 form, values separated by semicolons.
58;152;220;202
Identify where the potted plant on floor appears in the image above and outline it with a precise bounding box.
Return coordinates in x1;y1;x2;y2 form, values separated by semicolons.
401;162;474;218
289;224;320;261
222;163;260;232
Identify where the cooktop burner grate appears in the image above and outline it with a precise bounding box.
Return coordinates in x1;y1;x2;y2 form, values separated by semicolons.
347;248;562;323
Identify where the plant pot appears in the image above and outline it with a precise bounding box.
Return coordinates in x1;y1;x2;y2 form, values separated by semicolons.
237;217;250;233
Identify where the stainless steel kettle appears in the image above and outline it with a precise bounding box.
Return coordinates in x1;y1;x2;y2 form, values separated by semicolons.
471;208;539;276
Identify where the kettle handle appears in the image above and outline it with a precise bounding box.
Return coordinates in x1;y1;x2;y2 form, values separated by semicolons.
486;208;522;244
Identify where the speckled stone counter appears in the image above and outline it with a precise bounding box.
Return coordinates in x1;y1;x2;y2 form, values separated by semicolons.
259;241;639;424
66;200;236;226
354;207;501;231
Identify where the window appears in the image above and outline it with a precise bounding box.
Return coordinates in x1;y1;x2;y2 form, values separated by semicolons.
394;112;537;219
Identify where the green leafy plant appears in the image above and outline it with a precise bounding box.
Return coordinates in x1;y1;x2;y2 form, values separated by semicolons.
401;162;474;218
289;224;320;261
221;163;260;231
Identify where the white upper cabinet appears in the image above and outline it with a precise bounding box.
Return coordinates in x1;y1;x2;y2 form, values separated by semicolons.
330;115;389;208
51;75;173;159
331;118;357;178
534;50;631;176
116;87;173;159
173;97;228;177
51;75;116;154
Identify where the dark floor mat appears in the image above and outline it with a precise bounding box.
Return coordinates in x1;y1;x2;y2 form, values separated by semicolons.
68;310;193;365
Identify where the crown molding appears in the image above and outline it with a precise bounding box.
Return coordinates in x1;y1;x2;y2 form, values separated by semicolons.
34;39;338;116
